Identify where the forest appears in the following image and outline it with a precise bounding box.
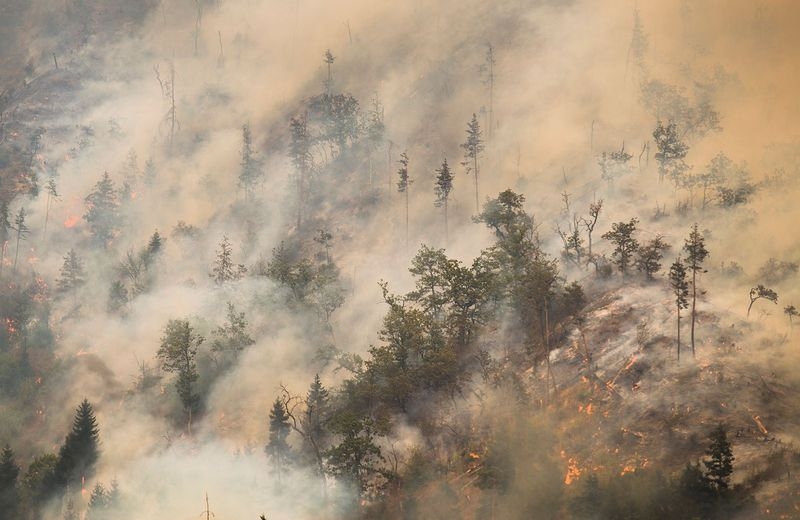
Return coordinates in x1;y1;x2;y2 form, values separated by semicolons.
1;0;800;518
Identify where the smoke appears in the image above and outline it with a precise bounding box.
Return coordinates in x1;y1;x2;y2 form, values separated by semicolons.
2;0;800;517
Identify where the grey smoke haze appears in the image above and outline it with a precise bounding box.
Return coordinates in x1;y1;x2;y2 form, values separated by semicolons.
4;0;800;517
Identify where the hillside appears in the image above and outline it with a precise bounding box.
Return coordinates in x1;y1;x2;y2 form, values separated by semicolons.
1;1;800;519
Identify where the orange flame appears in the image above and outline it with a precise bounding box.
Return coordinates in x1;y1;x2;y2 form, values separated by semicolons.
468;452;481;460
64;215;80;228
565;458;581;485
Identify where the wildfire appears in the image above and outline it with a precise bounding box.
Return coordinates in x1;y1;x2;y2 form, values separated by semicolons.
623;356;637;372
564;457;582;485
620;465;636;476
468;452;481;460
5;318;17;335
64;215;80;228
753;415;768;435
578;403;595;415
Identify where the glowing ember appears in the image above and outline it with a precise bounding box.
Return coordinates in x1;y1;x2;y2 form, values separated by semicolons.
64;215;80;228
5;318;17;335
753;415;768;435
620;465;636;476
468;452;481;460
564;458;581;485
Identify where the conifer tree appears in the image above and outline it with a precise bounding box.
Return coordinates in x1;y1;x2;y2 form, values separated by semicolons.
238;123;263;201
0;445;20;516
747;284;778;318
44;176;59;238
461;114;484;213
0;199;9;277
53;399;101;490
84;172;120;248
434;158;454;245
211;302;254;361
636;234;670;279
11;206;30;273
703;424;734;492
211;235;246;284
324;49;335;92
289;115;312;228
396;151;412;250
157;319;203;433
57;249;86;294
266;398;292;485
669;258;689;361
683;224;708;358
602;218;639;275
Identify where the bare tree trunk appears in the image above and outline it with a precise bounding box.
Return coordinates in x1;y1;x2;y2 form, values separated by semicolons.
473;156;479;213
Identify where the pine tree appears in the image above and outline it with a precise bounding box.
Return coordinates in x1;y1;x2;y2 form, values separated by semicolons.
44;176;59;238
0;445;20;516
669;258;689;361
157;319;203;432
304;374;330;451
0;199;9;277
238;123;263;201
635;234;670;280
396;151;412;250
11;206;30;273
211;302;254;361
434;158;454;245
601;218;639;275
266;398;292;485
703;424;734;492
747;284;778;318
324;49;335;92
211;235;246;285
84;172;120;248
289;115;312;228
683;224;708;358
53;399;101;490
57;249;86;294
461;114;485;213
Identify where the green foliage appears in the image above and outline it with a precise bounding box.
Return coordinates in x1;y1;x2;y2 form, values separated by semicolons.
211;302;254;362
601;218;639;275
669;258;689;312
266;398;292;483
238;123;264;200
56;249;86;294
703;424;734;492
434;158;454;208
210;235;246;285
324;413;385;499
0;445;20;516
747;284;778;318
597;143;632;185
52;399;101;491
308;92;361;155
83;172;121;248
652;120;689;184
157;319;203;416
396;151;410;193
683;224;709;273
635;234;670;279
86;480;120;520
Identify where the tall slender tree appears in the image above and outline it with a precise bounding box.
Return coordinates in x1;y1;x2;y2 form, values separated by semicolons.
683;224;709;358
266;398;292;486
53;399;101;490
482;43;496;140
669;258;689;361
44;177;59;238
0;199;9;277
461;114;485;213
157;319;203;433
434;158;454;245
11;207;30;273
0;445;20;516
289;115;312;228
238;123;263;201
396;151;412;250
